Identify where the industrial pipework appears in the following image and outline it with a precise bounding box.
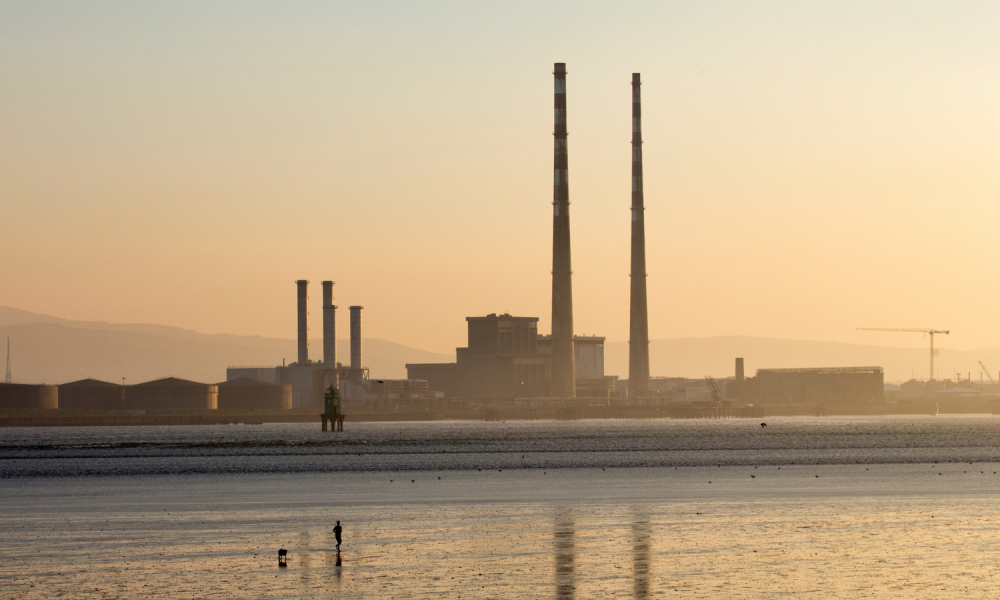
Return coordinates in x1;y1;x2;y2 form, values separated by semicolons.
628;72;650;394
550;62;576;398
296;280;309;365
322;281;337;367
349;306;363;370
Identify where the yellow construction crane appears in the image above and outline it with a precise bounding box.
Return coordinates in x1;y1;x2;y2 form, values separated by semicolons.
978;361;996;385
857;327;949;381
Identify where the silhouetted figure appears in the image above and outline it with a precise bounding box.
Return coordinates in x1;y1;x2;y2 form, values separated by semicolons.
278;548;287;567
333;521;343;549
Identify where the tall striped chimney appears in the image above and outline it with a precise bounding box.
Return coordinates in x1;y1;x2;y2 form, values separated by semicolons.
322;281;336;367
550;62;576;398
628;73;650;394
295;280;309;365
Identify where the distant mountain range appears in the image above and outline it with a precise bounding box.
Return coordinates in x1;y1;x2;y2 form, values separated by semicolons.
2;306;997;385
0;306;451;385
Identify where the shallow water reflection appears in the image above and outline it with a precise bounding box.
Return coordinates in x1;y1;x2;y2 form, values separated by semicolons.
554;511;575;598
632;510;651;598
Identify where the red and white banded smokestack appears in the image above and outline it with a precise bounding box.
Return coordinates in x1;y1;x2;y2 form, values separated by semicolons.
550;63;576;397
628;73;650;393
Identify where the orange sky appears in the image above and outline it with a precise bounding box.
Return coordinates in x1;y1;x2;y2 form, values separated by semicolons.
2;1;999;353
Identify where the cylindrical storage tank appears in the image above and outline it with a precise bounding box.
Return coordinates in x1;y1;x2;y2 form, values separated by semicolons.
58;379;125;411
125;378;217;411
217;378;293;410
0;383;59;409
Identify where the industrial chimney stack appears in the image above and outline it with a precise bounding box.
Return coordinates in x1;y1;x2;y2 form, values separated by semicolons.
322;281;336;367
550;62;576;398
628;73;650;394
349;306;363;370
295;280;309;365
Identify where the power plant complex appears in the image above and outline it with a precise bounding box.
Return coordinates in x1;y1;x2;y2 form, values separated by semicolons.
1;63;954;422
407;65;650;404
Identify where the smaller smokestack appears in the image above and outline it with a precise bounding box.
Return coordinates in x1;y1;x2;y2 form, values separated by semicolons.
322;281;336;367
349;306;363;370
296;280;309;365
736;357;745;383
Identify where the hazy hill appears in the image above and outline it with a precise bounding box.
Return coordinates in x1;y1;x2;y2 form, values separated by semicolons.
0;307;451;385
2;306;997;385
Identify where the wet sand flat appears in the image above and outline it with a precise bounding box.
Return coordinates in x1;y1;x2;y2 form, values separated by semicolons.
4;463;1000;598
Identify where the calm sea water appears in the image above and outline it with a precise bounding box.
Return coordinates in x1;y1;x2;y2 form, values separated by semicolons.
3;416;1000;598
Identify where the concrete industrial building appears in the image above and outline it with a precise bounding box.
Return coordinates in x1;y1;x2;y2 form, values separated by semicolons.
537;334;618;397
730;364;884;406
217;378;292;410
59;379;124;411
0;382;58;409
406;313;615;399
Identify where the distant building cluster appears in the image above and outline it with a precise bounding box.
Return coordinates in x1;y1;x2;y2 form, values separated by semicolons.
225;279;439;410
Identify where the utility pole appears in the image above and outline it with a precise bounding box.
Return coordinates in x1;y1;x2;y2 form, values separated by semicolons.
4;337;10;384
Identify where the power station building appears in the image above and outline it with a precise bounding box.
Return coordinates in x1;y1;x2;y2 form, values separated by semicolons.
227;280;346;408
227;280;437;408
406;313;615;399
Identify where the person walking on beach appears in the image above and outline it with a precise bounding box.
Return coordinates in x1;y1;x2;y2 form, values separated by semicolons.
333;521;343;549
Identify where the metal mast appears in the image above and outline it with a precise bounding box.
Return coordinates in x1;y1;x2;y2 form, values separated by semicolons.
857;327;949;381
550;62;576;398
4;337;10;384
628;72;650;394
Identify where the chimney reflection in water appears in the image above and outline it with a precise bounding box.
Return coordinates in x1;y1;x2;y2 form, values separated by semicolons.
632;512;651;598
554;512;575;598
